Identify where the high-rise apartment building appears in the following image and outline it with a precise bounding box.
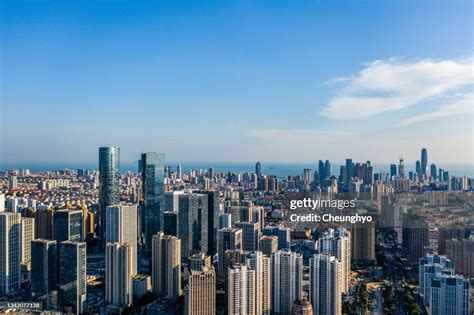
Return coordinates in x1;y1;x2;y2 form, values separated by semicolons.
271;249;303;315
21;217;35;268
228;265;256;315
419;253;454;306
429;274;470;315
152;232;181;299
184;256;216;315
319;228;351;294
309;254;343;315
105;243;133;306
105;204;138;274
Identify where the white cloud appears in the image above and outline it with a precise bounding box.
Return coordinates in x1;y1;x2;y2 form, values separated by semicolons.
321;58;474;120
398;94;474;126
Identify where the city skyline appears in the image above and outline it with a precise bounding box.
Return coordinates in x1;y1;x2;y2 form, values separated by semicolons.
1;1;473;164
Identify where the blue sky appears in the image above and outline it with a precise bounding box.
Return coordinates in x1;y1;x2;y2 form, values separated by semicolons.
1;0;473;165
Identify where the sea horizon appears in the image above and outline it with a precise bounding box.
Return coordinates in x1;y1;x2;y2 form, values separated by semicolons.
1;161;473;178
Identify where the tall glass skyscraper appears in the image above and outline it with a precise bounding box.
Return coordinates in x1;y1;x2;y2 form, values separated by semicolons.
140;152;165;255
421;148;428;176
99;147;120;245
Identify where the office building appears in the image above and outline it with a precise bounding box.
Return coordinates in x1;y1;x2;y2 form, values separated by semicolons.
178;193;208;258
164;211;178;236
152;232;181;299
0;212;21;294
235;222;260;252
31;239;57;298
217;228;242;279
140;152;165;255
59;241;87;314
34;208;53;239
350;219;375;262
421;148;428;176
53;209;83;242
99;147;120;245
195;190;220;256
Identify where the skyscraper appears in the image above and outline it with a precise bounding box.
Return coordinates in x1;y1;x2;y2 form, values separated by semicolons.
184;256;216;315
21;217;35;268
53;209;83;242
0;212;21;295
105;204;138;274
99;147;120;246
429;274;470;315
345;158;353;189
419;253;454;306
350;219;375;262
34;208;53;239
421;148;428;176
152;232;181;299
271;249;303;315
255;162;262;179
430;164;437;181
235;222;260;252
59;241;87;314
318;160;325;184
140;152;165;255
390;164;397;179
398;157;405;179
217;228;242;279
244;251;271;315
31;239;57;298
325;160;331;180
228;265;256;315
195;190;220;256
178;193;208;258
309;254;342;315
319;228;351;294
105;243;133;306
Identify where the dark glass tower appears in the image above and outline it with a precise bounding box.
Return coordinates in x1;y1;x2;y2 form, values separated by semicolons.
421;148;428;176
140;152;165;255
99;147;120;245
255;162;262;179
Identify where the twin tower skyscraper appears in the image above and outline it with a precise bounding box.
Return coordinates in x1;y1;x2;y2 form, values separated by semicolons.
99;147;165;255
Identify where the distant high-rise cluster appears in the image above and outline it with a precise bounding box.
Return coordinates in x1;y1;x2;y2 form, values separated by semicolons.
0;146;472;314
